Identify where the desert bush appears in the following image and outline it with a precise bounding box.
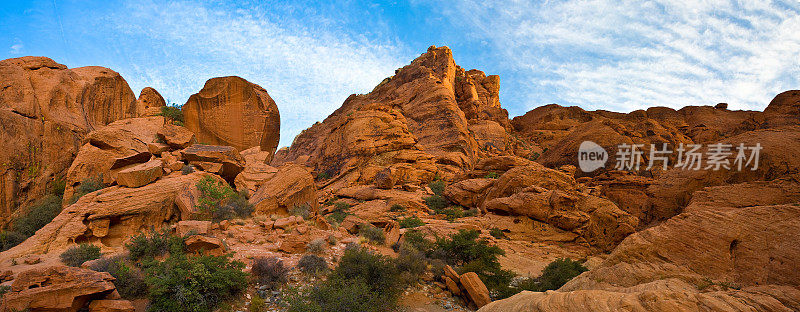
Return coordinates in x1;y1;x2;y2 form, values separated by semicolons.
297;254;328;275
250;295;267;312
484;172;500;179
0;285;9;298
423;195;448;211
51;178;66;197
489;227;507;240
251;257;289;288
126;229;184;261
0;231;26;252
315;172;331;181
326;202;352;224
13;195;62;237
394;245;428;285
60;243;101;267
181;165;194;175
287;247;402;312
89;256;148;298
306;238;326;254
463;207;479;217
440;207;464;221
71;175;105;203
289;204;311;220
195;177;252;221
429;229;515;295
428;180;446;196
401;230;434;253
398;216;425;229
145;253;247;312
533;258;587;291
159;105;184;123
389;204;406;212
359;223;385;244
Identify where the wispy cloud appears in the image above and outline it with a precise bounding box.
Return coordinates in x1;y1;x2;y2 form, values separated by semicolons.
9;43;23;54
98;0;410;147
435;0;800;112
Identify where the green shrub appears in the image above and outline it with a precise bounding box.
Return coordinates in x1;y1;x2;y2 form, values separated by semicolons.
0;285;9;298
0;231;26;252
250;295;267;312
401;230;434;253
534;258;587;291
12;195;61;237
423;195;448;211
159;105;184;123
195;177;252;221
528;152;541;161
306;238;326;254
71;175;105;203
398;216;425;229
89;256;148;299
428;180;446;196
251;257;289;288
60;243;101;267
484;172;500;179
440;207;464;221
429;230;514;295
51;178;67;197
288;247;402;312
297;254;328;275
125;229;184;261
463;207;479;217
359;223;385;244
289;204;311;220
326;202;352;224
489;227;508;240
394;245;428;285
315;172;331;181
389;204;406;212
145;253;247;312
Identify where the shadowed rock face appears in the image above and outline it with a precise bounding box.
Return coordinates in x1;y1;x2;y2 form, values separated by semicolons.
0;56;140;225
182;76;280;161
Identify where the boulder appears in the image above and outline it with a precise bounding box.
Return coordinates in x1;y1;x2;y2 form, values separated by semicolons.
157;123;195;149
176;220;212;237
115;160;163;188
0;173;213;265
444;178;494;209
89;299;135;312
460;272;491;308
63;117;166;204
234;147;278;196
146;142;169;156
2;266;117;311
0;56;141;224
184;235;226;256
182;76;280;159
181;144;245;182
249;163;317;216
136;87;166;117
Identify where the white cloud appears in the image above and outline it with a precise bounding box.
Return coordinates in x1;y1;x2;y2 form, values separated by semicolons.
102;0;409;147
9;43;23;54
436;0;800;112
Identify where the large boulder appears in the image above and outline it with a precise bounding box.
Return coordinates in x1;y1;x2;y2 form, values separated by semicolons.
180;144;245;183
182;76;280;160
136;87;166;117
249;163;317;216
115;159;163;188
0;56;140;225
1;266;118;311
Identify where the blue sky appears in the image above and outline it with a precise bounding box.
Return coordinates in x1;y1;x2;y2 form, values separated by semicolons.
2;0;799;147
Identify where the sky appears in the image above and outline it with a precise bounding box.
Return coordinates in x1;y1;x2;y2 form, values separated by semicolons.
2;0;799;147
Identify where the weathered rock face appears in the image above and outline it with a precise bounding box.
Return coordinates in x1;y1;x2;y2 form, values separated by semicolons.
0;56;140;225
482;179;800;312
249;163;317;215
182;76;280;160
136;87;166;117
273;46;514;188
1;265;119;312
0;172;211;265
180;144;245;183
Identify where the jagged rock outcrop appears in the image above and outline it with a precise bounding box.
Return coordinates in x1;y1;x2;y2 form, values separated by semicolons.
136;87;166;117
273;46;514;188
182;76;280;160
0;56;140;225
